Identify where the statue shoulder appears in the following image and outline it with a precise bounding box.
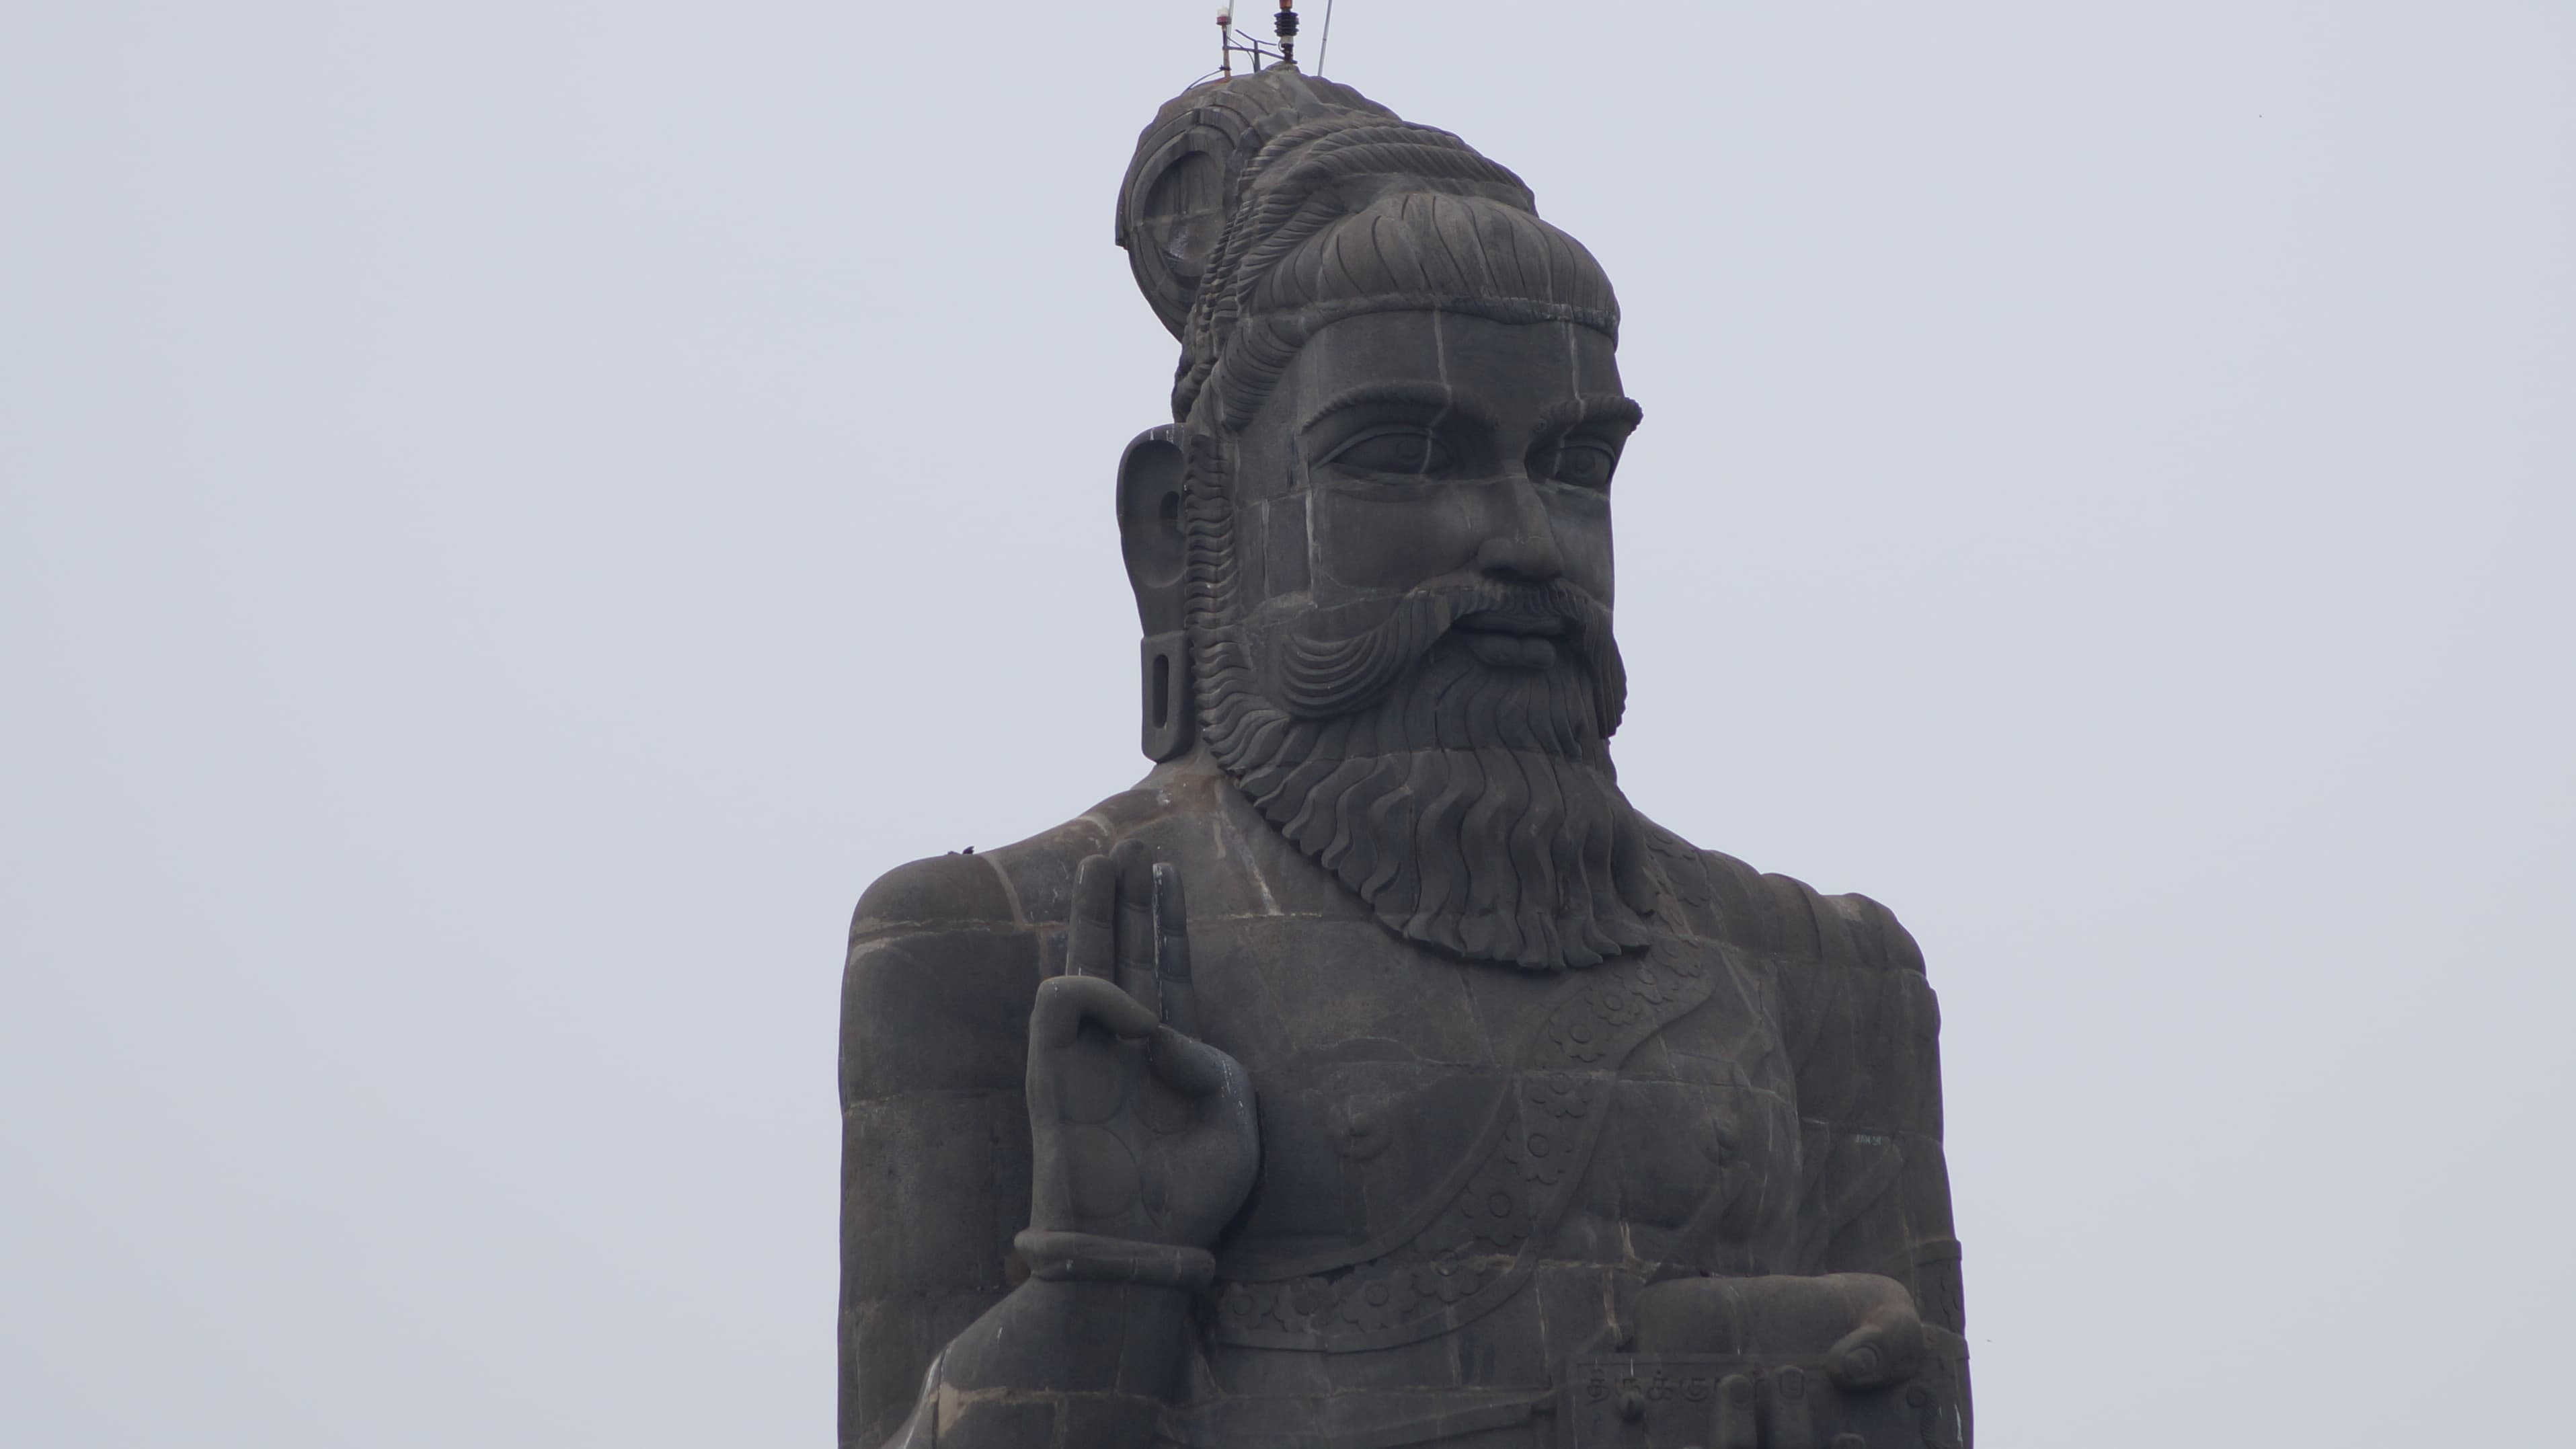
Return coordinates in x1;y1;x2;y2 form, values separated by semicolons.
848;785;1170;945
1634;814;1928;976
839;787;1168;1105
849;849;1019;939
1638;821;1947;1142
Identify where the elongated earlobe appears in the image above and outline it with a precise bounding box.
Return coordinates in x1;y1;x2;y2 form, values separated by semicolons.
1118;426;1192;760
1140;631;1192;761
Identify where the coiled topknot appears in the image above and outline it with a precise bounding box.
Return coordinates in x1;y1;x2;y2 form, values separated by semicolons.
1116;69;1619;431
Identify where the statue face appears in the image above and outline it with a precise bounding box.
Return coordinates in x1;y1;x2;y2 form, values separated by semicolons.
1225;310;1636;648
1192;307;1663;969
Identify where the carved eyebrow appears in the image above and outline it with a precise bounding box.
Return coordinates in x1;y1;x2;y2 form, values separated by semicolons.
1536;395;1645;437
1300;383;1501;435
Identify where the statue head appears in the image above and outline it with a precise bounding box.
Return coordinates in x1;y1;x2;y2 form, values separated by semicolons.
1114;70;1656;971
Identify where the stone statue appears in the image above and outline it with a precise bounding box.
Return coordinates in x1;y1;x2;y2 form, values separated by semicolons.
839;67;1969;1449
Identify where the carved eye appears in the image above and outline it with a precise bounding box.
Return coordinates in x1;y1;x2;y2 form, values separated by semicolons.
1537;438;1618;491
1327;426;1453;478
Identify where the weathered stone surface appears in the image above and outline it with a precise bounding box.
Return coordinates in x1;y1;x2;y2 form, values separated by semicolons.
838;60;1969;1449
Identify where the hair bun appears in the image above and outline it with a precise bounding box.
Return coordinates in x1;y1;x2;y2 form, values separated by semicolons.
1116;69;1396;340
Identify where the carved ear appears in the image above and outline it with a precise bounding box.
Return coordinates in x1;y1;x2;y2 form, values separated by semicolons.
1118;426;1194;762
1117;426;1188;637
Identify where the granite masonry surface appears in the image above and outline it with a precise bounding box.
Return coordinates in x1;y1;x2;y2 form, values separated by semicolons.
839;67;1968;1449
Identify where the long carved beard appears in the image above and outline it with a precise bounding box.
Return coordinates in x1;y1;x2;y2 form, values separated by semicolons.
1200;580;1661;971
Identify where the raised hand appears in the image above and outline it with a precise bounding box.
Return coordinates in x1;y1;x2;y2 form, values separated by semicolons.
1024;842;1258;1250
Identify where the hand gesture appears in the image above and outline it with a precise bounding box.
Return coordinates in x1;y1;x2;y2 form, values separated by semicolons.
1635;1272;1928;1391
1025;843;1258;1251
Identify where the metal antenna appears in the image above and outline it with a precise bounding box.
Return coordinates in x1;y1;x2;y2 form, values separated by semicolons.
1204;1;1300;81
1317;0;1334;76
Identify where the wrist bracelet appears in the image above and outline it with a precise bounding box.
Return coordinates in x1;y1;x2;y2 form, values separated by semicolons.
1015;1230;1216;1291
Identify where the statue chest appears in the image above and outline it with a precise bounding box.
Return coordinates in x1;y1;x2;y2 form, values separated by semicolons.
1188;914;1803;1349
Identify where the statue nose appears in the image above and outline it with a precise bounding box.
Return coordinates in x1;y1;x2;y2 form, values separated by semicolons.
1475;486;1565;582
1476;532;1563;582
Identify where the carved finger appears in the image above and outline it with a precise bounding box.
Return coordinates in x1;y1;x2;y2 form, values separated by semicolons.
1068;854;1117;980
1825;1296;1927;1391
1150;861;1198;1037
1110;838;1160;1015
1713;1373;1759;1449
1030;972;1163;1052
1142;1022;1239;1099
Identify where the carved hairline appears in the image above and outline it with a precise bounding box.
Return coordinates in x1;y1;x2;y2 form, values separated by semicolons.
1165;290;1624;487
1169;108;1617;432
1177;298;1623;432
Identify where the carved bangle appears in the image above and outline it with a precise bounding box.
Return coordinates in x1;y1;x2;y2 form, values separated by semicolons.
1014;1230;1216;1292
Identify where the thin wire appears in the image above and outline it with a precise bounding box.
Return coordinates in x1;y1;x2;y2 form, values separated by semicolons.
1317;0;1335;75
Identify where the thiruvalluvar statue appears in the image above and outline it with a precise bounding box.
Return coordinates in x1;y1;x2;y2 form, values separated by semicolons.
838;67;1969;1449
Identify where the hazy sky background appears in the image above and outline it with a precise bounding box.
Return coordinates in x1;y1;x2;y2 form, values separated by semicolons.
5;3;2569;1444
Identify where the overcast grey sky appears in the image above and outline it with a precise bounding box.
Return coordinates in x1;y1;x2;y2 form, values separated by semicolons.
3;3;2569;1444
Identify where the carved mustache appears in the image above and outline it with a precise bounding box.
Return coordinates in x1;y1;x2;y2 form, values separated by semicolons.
1265;579;1627;728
